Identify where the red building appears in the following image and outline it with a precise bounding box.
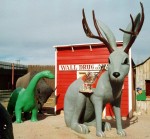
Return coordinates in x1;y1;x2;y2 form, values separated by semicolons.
54;42;134;119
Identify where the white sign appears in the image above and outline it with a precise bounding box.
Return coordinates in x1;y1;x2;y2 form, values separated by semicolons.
59;64;108;71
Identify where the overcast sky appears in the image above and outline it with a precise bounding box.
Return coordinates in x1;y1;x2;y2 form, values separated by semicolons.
0;0;149;65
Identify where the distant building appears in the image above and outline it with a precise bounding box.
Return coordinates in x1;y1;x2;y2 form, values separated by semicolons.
134;57;150;96
0;61;27;90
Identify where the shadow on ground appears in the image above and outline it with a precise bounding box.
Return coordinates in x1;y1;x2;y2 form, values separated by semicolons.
103;116;138;130
11;107;55;122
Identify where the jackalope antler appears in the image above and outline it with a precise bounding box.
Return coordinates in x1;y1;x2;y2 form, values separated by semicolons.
120;2;144;53
82;2;144;54
82;9;114;53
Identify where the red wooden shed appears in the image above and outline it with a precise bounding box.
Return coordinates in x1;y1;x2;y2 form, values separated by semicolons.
54;42;134;119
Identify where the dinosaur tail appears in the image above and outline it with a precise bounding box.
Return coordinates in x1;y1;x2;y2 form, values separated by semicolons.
7;87;22;115
0;103;14;139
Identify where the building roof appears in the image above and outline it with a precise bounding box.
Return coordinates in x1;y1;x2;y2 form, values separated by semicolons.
134;57;150;67
0;61;27;70
53;41;123;48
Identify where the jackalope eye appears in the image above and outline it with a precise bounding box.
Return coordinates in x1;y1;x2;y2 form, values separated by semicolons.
123;58;129;65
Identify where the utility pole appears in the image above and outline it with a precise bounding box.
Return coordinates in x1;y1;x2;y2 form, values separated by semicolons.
11;63;14;90
16;59;20;69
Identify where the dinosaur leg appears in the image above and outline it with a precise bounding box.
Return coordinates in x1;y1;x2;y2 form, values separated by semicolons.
15;107;23;123
31;106;38;122
70;93;89;134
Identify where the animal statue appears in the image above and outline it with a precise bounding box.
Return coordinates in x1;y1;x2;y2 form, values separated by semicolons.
16;71;54;113
7;70;54;123
64;2;144;137
0;103;14;139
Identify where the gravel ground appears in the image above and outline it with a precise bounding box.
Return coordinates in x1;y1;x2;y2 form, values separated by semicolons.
13;110;150;139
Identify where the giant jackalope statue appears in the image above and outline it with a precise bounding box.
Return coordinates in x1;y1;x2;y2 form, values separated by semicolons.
64;2;144;137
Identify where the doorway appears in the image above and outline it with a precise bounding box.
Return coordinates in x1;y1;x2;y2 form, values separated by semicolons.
145;80;150;97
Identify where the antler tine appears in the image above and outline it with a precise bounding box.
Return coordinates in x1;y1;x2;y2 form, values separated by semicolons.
120;2;144;36
92;10;114;52
82;9;114;53
120;2;144;53
136;2;144;33
92;10;102;37
82;9;99;39
119;14;135;35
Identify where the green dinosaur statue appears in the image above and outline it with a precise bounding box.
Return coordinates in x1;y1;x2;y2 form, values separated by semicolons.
7;70;54;123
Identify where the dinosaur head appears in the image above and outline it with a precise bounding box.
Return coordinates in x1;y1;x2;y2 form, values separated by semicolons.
40;70;55;79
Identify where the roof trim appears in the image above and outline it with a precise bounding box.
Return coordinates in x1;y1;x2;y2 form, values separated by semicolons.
53;41;123;48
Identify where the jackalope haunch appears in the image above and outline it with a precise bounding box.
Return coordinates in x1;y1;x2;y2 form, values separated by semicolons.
64;2;144;137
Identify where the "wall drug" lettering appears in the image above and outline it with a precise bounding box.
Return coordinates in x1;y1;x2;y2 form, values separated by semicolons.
59;64;108;71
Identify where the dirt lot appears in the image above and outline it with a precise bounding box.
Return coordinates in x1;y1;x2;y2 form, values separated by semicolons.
13;110;150;139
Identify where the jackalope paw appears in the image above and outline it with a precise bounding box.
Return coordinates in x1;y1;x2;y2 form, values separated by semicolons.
96;131;106;137
71;123;89;134
117;129;126;136
102;122;111;131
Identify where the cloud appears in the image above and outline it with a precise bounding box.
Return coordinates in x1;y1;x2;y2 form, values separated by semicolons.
0;0;149;65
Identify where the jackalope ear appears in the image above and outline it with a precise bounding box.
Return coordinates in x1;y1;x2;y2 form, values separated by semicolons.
97;20;117;50
122;13;141;50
